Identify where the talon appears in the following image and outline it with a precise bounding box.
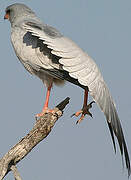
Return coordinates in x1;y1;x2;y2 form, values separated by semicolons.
72;101;95;124
71;113;75;118
88;111;93;118
35;107;54;118
35;112;46;118
87;101;95;110
71;110;83;118
76;114;85;124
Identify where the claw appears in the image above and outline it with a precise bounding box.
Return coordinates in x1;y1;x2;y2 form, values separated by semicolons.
35;107;54;119
71;113;76;118
86;110;93;118
76;114;85;124
71;110;83;118
87;101;95;109
71;101;95;124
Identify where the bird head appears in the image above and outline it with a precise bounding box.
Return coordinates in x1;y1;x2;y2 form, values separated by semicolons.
4;3;35;25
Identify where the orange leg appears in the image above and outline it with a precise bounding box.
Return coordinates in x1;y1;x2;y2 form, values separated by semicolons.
42;84;52;111
36;84;53;117
71;89;95;124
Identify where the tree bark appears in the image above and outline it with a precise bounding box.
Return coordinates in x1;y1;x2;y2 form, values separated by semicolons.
0;97;70;180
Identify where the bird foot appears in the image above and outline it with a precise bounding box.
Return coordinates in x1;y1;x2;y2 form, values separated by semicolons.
35;107;55;119
71;101;95;124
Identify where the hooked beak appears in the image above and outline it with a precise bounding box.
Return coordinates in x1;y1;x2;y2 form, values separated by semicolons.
4;13;9;20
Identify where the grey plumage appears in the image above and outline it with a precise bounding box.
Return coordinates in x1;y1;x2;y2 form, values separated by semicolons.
5;3;130;176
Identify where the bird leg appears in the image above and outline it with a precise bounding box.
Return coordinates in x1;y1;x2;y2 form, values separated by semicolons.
42;85;52;111
36;84;54;117
71;90;95;124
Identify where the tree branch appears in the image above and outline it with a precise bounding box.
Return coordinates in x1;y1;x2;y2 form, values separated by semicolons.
0;97;70;180
10;165;22;180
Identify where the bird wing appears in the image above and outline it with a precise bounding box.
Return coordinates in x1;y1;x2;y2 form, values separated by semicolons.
23;20;130;175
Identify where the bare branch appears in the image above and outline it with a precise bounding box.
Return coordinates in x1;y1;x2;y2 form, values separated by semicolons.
10;165;22;180
0;97;70;180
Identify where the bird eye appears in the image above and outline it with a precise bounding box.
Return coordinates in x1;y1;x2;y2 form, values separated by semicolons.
6;9;11;14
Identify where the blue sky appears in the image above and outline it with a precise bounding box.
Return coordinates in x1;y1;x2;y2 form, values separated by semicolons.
0;0;131;179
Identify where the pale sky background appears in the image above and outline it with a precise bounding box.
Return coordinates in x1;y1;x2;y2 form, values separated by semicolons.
0;0;131;180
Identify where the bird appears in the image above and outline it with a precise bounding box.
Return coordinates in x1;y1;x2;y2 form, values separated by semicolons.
4;3;130;176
